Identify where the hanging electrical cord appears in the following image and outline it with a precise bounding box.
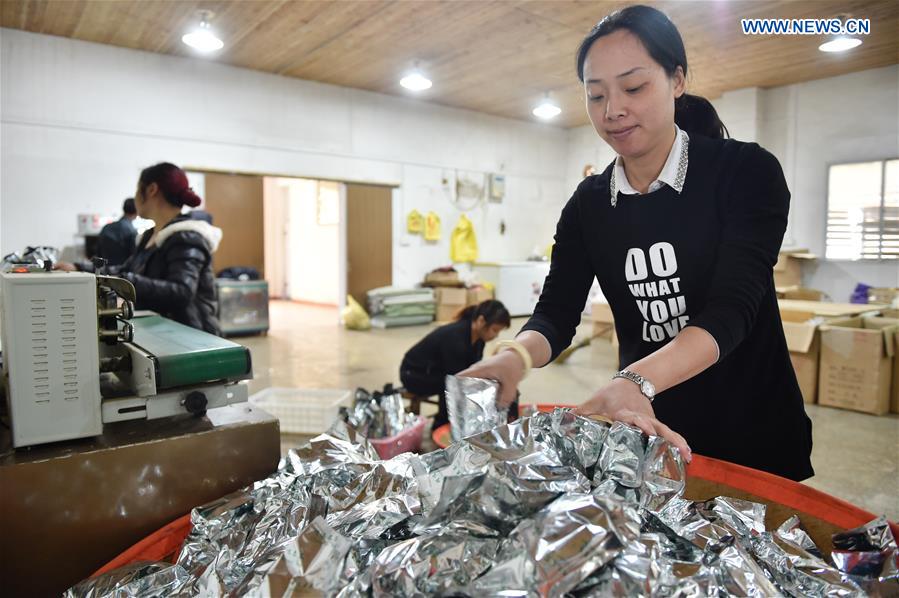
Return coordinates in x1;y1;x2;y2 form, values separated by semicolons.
451;170;488;212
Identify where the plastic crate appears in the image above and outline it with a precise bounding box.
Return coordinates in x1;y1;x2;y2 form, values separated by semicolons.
249;387;352;434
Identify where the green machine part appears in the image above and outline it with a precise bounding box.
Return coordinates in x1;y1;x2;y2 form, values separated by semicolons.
130;316;252;390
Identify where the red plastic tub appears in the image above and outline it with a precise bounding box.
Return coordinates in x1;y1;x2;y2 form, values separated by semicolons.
93;514;192;577
369;416;427;459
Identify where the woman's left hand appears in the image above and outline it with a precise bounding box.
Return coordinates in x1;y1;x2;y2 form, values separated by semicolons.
575;378;691;461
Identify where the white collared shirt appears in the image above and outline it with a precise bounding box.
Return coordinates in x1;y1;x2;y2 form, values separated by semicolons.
610;126;690;204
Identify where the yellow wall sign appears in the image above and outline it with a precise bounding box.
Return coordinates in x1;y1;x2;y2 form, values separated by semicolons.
406;209;423;234
424;211;442;241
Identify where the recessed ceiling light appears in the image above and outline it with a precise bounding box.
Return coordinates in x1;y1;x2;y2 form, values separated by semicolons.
533;97;561;120
182;11;224;53
818;36;863;52
400;69;432;91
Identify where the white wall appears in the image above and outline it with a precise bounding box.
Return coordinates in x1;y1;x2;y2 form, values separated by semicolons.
564;66;899;301
0;28;569;288
564;124;617;199
757;66;899;301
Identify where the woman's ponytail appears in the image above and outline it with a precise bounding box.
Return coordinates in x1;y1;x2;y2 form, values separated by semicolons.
675;94;728;140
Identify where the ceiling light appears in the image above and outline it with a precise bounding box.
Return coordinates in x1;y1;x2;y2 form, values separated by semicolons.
182;11;224;53
400;69;432;91
533;96;561;120
818;36;863;52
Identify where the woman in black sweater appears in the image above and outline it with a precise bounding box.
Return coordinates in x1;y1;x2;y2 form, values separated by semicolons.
460;5;813;481
401;300;511;429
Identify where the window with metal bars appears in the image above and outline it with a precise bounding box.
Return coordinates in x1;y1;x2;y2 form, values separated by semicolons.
825;159;899;261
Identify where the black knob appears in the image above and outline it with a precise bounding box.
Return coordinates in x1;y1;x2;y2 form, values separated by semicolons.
184;391;208;416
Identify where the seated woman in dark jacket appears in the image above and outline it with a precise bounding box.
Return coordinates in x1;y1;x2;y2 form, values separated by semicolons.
400;299;511;429
63;162;222;335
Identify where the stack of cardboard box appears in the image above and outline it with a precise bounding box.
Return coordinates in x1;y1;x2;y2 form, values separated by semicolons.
590;301;617;346
781;299;899;415
774;250;820;299
423;268;495;322
433;286;494;322
781;309;821;405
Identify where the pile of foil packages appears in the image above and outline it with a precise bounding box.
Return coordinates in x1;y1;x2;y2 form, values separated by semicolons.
1;245;59;271
68;404;897;597
445;375;508;441
341;385;418;439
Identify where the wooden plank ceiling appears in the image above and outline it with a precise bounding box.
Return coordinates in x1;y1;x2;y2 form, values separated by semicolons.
2;0;897;128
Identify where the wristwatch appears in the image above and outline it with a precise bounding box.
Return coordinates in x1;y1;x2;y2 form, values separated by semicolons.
613;369;656;402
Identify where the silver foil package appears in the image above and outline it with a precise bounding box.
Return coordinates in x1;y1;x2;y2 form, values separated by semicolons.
346;386;417;439
67;407;895;598
445;375;508;441
472;492;642;596
831;516;899;595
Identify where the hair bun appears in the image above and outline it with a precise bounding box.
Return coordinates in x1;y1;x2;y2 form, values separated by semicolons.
180;187;202;208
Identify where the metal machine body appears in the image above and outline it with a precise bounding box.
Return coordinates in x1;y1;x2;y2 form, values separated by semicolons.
1;270;252;447
1;272;103;446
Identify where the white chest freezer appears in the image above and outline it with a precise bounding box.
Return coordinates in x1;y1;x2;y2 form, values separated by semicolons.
472;261;551;317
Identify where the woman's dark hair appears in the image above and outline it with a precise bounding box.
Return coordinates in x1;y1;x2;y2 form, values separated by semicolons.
456;299;511;328
138;162;202;208
576;5;728;139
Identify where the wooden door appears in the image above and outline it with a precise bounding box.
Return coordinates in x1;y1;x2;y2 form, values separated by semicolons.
346;184;393;307
203;173;265;277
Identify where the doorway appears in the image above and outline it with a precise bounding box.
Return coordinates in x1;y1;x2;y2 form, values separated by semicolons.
263;177;341;305
191;170;394;313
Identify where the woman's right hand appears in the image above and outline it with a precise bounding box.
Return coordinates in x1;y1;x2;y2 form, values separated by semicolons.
456;349;527;408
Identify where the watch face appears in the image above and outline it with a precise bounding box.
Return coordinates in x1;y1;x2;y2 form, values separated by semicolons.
641;380;655;398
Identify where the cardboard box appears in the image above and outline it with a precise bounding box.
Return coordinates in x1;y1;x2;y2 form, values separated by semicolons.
818;317;898;415
774;250;816;289
779;287;825;301
778;299;885;318
780;309;820;404
424;269;463;287
590;301;618;345
864;317;899;415
868;287;899;306
892;327;899;414
435;287;467;322
883;310;899;411
466;286;494;306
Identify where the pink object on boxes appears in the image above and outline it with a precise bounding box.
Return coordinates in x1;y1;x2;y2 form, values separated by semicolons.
368;416;427;459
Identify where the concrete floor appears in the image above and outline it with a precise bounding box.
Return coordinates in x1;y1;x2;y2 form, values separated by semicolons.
241;301;898;520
